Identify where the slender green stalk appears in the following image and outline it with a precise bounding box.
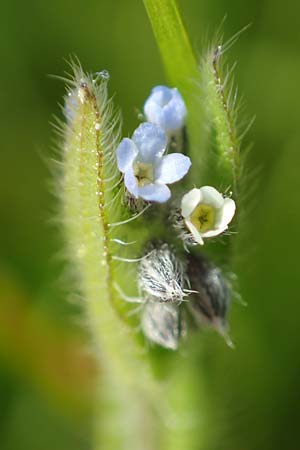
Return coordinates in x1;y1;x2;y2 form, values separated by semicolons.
201;47;240;191
143;0;241;193
142;3;211;450
61;65;157;450
63;69;132;380
143;0;205;184
142;3;244;450
143;0;198;86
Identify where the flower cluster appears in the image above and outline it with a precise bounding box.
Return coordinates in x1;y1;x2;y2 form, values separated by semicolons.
116;85;236;243
117;85;190;203
115;84;238;349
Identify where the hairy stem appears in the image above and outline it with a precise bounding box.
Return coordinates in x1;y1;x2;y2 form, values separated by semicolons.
201;46;241;191
61;66;157;450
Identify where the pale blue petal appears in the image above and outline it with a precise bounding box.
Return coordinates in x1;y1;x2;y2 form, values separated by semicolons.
150;86;173;106
137;183;171;203
163;89;187;131
124;166;138;197
155;153;191;184
143;98;164;126
132;123;167;162
144;86;187;131
144;86;173;126
116;138;138;173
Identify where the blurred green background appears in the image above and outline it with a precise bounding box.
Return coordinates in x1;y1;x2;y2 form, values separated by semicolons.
1;0;300;449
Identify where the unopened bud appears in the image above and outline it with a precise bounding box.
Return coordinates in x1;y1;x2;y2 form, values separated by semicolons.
187;253;231;343
141;301;184;350
138;243;186;303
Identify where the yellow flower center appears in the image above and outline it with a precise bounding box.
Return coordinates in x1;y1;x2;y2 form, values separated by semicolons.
133;162;154;187
190;204;215;233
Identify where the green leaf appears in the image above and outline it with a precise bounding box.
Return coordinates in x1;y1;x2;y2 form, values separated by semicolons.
144;0;242;195
143;0;205;185
143;0;198;86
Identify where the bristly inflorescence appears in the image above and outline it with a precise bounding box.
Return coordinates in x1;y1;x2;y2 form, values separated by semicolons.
187;253;233;346
138;243;186;303
60;39;243;352
59;61;139;354
111;52;240;348
136;242;232;349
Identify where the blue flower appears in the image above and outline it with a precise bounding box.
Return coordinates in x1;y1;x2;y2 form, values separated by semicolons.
143;85;187;133
117;123;191;203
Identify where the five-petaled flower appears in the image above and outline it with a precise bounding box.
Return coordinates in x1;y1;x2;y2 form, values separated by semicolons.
181;186;236;245
117;122;191;203
143;85;187;133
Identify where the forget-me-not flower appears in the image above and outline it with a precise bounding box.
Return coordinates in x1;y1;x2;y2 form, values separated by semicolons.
143;86;187;133
117;122;191;203
181;186;236;245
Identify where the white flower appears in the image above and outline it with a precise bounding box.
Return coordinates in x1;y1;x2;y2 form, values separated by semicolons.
181;186;236;245
143;85;187;133
117;122;191;203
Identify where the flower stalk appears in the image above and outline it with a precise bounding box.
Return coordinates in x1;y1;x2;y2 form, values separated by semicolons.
201;45;241;191
61;64;159;450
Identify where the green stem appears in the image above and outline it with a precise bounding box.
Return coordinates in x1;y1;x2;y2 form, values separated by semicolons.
143;0;198;86
61;66;157;450
143;0;205;186
201;47;240;191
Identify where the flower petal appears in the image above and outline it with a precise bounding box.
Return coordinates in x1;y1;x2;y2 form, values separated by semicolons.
150;85;173;106
201;227;228;238
143;86;171;127
185;220;204;245
199;186;224;209
218;197;236;229
181;188;201;218
144;86;187;131
162;89;187;131
116;138;138;172
132;122;167;162
155;153;191;184
137;183;171;203
143;100;164;127
124;166;138;197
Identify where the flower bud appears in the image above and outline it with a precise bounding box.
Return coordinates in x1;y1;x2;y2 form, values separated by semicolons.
187;253;230;332
141;302;183;350
143;85;187;133
138;243;186;303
